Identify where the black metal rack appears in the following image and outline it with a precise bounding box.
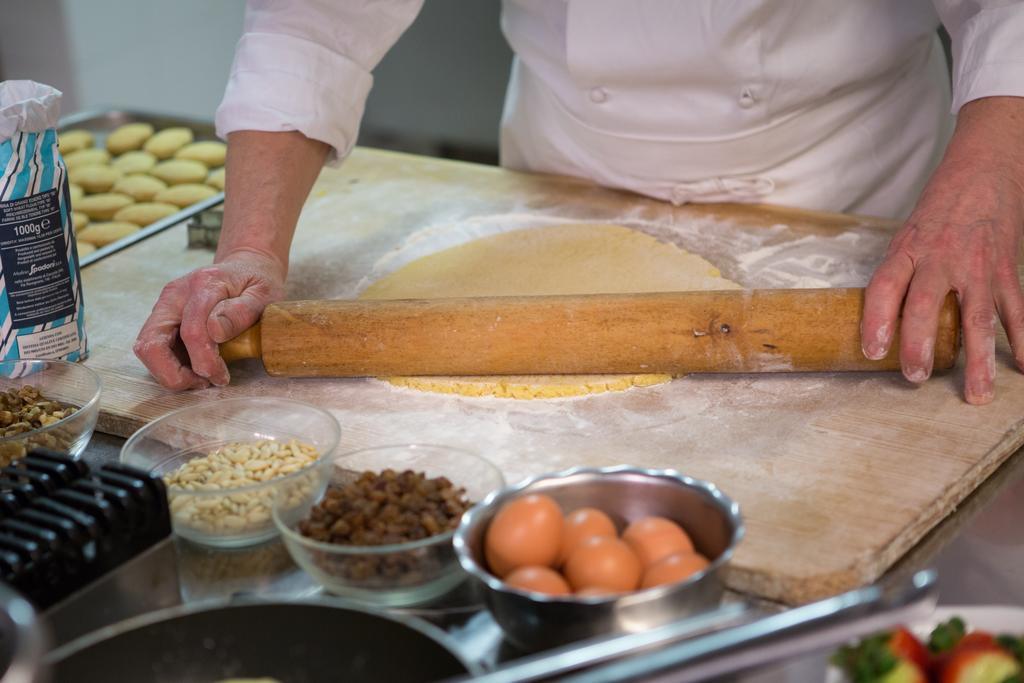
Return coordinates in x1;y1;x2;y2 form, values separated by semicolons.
0;449;171;608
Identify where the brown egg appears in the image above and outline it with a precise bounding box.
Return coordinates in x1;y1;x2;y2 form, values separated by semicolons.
485;494;563;577
574;586;619;598
504;566;571;596
564;536;641;592
641;551;710;589
559;507;617;566
623;516;694;568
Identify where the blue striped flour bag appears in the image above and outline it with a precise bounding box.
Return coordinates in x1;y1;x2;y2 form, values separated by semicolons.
0;81;87;362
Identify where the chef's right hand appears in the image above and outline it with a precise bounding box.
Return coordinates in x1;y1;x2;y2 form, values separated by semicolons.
133;249;286;390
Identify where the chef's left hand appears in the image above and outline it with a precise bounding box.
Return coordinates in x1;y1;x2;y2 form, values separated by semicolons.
862;96;1024;405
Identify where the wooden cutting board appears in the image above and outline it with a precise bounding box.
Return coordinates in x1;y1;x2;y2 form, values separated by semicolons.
80;148;1024;605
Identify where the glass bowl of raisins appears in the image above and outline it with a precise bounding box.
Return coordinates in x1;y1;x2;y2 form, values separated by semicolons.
273;444;505;607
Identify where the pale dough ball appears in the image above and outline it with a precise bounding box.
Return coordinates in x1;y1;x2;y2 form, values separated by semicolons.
105;122;155;155
78;221;139;247
75;193;134;220
143;127;194;159
206;167;225;191
154;183;217;207
113;202;178;226
64;148;110;170
58;130;94;155
112;150;157;175
76;241;97;258
112;174;167;202
174;140;227;168
68;183;85;203
149;159;207;185
69;165;123;194
71;211;89;232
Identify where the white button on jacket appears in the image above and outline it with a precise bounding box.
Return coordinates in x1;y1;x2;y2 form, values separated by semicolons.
738;88;757;109
216;0;1024;219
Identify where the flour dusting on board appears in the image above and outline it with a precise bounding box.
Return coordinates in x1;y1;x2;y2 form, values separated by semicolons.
356;212;892;296
732;231;885;288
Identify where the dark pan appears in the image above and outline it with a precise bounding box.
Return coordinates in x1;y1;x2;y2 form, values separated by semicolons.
45;599;479;682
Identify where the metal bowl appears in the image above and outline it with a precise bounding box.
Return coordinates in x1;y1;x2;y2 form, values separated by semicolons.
453;466;743;651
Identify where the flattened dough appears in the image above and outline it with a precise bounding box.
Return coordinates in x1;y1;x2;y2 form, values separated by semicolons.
360;223;741;398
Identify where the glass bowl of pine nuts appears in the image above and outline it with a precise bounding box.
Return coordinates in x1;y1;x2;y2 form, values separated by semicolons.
121;397;341;548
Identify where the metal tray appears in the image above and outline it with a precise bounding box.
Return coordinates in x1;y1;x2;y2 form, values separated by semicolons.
57;109;226;267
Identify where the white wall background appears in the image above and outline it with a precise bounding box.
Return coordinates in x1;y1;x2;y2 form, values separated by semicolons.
0;0;511;152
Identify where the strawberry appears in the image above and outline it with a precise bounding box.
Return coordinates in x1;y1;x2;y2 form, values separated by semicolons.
832;632;928;683
939;649;1020;683
888;627;930;672
938;635;1021;683
833;619;1022;683
930;618;971;676
931;617;969;654
957;632;1000;651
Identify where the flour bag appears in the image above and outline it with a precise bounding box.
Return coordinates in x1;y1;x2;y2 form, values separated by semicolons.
0;81;87;361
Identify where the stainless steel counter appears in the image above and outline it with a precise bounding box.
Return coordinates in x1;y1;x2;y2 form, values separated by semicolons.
43;432;1024;679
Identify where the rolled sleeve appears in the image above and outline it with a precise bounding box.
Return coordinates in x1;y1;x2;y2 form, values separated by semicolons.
935;2;1024;113
215;0;424;166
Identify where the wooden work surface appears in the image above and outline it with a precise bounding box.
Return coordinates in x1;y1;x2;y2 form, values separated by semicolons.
80;148;1024;605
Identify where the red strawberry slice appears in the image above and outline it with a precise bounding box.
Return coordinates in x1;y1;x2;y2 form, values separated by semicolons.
888;627;930;672
939;639;1021;683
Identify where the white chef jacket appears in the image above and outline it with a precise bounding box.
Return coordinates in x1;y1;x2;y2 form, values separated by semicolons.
215;1;1024;219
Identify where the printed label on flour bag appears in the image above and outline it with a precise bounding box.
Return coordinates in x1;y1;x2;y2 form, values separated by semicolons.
0;81;87;361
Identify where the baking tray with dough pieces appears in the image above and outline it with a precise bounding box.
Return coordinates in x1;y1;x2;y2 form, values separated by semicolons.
58;109;225;267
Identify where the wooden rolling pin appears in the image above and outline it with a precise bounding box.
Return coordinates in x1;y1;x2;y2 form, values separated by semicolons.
219;288;960;377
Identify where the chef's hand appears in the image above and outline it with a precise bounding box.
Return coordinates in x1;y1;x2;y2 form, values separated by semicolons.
134;130;329;390
133;250;285;390
862;96;1024;404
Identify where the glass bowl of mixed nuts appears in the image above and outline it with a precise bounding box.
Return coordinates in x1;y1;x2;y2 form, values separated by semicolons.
121;397;341;548
273;444;505;607
0;359;102;465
